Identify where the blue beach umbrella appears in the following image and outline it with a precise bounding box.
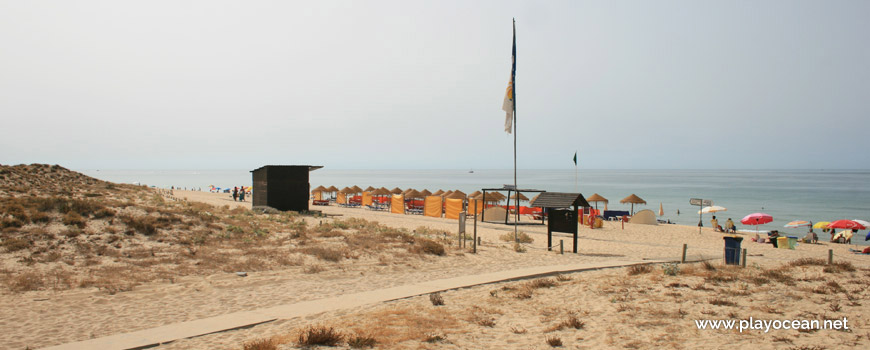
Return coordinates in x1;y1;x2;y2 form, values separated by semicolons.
865;232;870;241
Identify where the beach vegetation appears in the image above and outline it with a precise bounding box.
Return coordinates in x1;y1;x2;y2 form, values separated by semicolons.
296;325;343;347
513;242;526;253
347;334;377;348
429;292;444;306
822;261;855;273
500;231;534;243
546;335;563;347
627;264;652;275
2;237;31;252
62;211;87;228
242;338;277;350
661;263;680;276
410;238;445;256
708;298;737;307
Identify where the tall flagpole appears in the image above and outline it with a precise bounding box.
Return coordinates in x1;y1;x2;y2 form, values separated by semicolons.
512;18;518;242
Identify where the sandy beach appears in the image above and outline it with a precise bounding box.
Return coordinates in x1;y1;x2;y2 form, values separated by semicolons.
1;168;868;349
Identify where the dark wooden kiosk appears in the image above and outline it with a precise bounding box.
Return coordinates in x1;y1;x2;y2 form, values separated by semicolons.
250;165;323;212
529;192;590;253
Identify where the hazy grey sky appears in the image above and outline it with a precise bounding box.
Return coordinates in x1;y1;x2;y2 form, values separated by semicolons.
2;1;868;170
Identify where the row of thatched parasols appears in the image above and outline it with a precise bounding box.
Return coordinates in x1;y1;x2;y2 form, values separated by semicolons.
586;193;648;214
311;186;530;203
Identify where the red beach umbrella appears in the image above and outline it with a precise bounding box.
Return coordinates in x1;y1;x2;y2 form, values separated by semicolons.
741;213;773;233
828;220;866;230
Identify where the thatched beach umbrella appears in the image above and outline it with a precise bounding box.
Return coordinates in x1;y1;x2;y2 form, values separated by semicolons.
441;190;454;198
406;189;425;199
620;194;647;215
390;187;403;195
447;190;467;200
420;189;432;196
469;190;482;198
586;193;608;210
312;185;327;193
351;185;363;194
364;186;376;192
432;189;445;196
509;192;529;202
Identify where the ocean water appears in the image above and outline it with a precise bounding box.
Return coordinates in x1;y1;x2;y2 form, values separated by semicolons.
79;169;870;245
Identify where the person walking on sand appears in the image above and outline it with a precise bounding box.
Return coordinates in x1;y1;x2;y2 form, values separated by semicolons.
232;187;239;201
239;186;246;202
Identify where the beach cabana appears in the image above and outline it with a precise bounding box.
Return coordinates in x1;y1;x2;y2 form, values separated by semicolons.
620;194;647;215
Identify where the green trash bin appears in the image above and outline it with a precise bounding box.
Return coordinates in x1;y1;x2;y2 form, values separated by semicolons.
786;236;798;250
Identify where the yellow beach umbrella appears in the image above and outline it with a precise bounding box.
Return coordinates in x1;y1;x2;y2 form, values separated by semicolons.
813;221;831;229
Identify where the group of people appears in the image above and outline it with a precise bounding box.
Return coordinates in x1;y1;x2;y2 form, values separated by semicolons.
710;216;737;233
232;186;246;201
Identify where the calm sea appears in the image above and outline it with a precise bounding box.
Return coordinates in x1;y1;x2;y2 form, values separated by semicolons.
78;169;870;245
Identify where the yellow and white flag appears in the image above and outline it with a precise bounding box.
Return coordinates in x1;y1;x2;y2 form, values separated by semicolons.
502;19;516;134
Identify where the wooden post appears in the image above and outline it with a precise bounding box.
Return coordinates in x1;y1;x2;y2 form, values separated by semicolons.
741;249;747;268
477;237;481;246
621;216;625;230
473;200;478;254
828;249;833;265
560;240;564;255
681;244;687;264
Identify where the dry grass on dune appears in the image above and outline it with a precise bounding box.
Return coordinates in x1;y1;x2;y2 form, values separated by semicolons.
0;164;453;295
249;260;870;350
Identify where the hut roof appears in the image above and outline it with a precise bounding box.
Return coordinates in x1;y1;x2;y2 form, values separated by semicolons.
351;185;363;193
530;192;590;208
364;186;376;192
312;185;327;192
326;186;339;192
620;194;647;204
390;187;403;194
469;190;482;197
420;189;432;196
432;189;445;196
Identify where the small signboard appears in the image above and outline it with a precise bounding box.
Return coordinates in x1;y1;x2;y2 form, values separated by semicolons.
690;198;713;206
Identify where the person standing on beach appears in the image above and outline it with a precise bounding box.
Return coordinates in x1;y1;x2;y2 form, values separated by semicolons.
239;187;246;202
232;187;238;201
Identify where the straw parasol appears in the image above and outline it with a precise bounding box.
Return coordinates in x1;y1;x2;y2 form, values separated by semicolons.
447;190;467;199
406;189;425;199
509;193;529;201
339;187;352;194
312;185;327;193
420;189;432;196
432;189;445;196
620;194;647;215
469;190;482;197
441;190;454;198
390;187;403;195
586;193;608;210
351;185;363;194
364;186;376;192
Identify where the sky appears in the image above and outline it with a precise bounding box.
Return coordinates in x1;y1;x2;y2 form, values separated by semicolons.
1;0;868;170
